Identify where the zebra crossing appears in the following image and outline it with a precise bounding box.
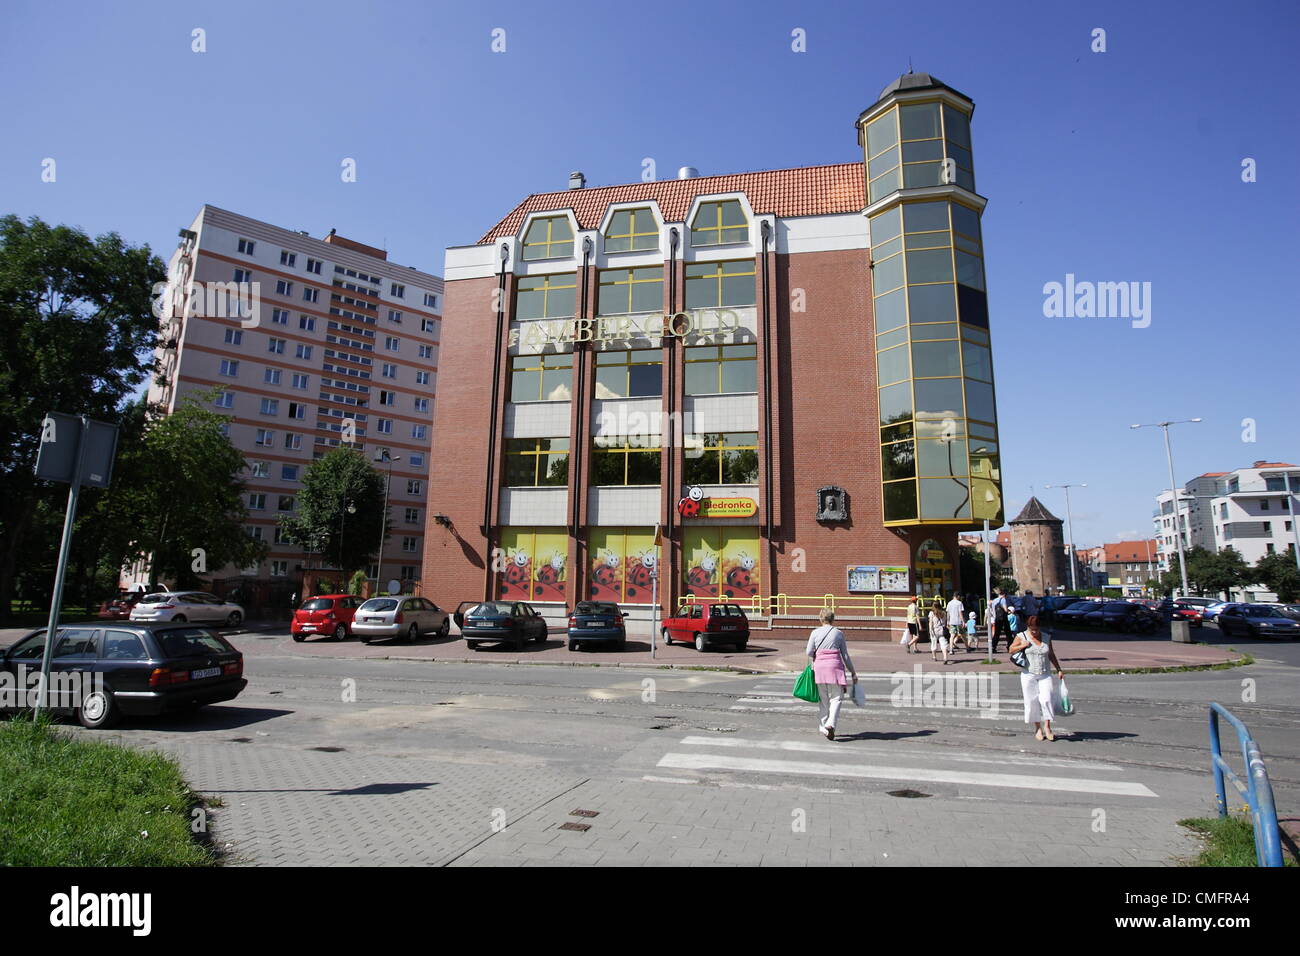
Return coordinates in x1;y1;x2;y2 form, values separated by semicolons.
649;732;1159;798
728;671;1033;724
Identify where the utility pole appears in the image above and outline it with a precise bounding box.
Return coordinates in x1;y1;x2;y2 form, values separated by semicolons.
1046;482;1086;591
374;448;400;596
1132;419;1201;598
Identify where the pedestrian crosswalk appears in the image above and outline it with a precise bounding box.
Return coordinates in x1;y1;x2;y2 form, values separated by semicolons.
649;733;1159;798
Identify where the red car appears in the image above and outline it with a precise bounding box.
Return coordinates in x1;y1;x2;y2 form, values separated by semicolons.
1172;603;1204;627
291;594;360;642
661;601;749;652
97;590;144;620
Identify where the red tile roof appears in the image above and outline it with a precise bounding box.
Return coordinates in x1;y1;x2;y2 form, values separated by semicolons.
478;163;865;243
1252;462;1298;469
1102;540;1160;563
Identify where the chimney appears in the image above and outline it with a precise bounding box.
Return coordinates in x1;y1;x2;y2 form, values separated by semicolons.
677;166;699;179
568;171;586;190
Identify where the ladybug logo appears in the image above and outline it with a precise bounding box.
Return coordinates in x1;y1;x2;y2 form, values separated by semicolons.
591;549;621;600
725;551;757;598
534;552;565;601
677;485;706;518
625;550;655;598
686;553;717;597
502;548;530;597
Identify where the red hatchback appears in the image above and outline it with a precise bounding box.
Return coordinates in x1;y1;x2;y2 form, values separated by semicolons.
291;594;360;642
661;601;750;652
1173;602;1204;627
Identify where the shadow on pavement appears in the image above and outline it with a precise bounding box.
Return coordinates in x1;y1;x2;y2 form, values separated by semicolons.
129;705;295;732
837;729;938;742
1055;731;1140;742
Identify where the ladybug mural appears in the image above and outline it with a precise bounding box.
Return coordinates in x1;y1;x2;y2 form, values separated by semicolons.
625;550;655;601
685;552;718;598
590;549;621;602
724;550;758;599
501;548;531;600
533;551;566;602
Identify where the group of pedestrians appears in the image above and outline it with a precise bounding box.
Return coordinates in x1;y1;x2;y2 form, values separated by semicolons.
807;587;1066;742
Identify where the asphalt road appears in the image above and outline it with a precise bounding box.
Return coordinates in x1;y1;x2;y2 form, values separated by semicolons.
38;620;1297;866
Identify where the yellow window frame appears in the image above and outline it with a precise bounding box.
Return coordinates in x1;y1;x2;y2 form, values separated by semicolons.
691;200;748;246
597;267;663;315
516;272;577;319
522;216;574;260
684;259;756;308
505;438;570;487
604;208;659;252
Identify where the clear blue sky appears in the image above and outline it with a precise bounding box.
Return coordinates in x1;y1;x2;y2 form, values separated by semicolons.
2;0;1296;548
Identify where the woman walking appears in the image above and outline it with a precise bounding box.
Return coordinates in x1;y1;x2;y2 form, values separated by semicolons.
905;598;920;653
804;609;857;740
927;602;949;664
1009;621;1065;741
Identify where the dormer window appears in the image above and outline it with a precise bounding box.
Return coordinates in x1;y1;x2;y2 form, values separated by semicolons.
691;200;747;246
521;215;574;260
604;207;658;252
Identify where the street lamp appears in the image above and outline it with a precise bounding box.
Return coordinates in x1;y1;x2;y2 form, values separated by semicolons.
339;498;356;579
374;448;400;595
1045;482;1086;592
1132;418;1202;599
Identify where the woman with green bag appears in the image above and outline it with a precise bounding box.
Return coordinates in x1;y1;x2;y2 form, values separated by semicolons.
802;608;857;740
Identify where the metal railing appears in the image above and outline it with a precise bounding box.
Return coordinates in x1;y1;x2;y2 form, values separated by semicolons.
1209;702;1283;867
676;592;986;620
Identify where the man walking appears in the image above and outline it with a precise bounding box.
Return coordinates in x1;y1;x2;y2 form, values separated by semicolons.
946;592;968;652
990;588;1012;653
1021;589;1041;628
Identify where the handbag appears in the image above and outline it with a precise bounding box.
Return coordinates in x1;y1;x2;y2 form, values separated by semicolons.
793;664;820;703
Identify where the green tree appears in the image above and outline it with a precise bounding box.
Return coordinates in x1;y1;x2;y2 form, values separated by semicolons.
0;214;163;619
996;576;1019;595
959;545;1002;592
278;448;388;578
1200;547;1248;599
1255;547;1300;602
96;393;266;587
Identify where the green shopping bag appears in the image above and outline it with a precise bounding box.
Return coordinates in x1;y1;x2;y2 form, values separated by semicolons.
793;664;820;703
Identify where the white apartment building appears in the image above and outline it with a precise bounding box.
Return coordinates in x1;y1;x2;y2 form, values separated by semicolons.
1152;474;1219;572
146;205;442;588
1209;461;1300;566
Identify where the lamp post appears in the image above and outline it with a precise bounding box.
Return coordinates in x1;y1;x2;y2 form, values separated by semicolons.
374;448;400;595
1045;482;1085;592
1132;418;1201;599
339;498;356;581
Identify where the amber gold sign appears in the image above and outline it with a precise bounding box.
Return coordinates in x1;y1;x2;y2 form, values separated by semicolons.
511;309;741;349
698;497;758;518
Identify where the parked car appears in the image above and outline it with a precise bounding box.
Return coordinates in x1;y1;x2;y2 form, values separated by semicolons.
1216;604;1300;639
1274;604;1300;622
96;589;145;620
661;601;750;651
0;622;246;729
291;594;360;642
1202;602;1238;623
1082;601;1161;633
461;600;549;650
350;596;449;644
130;591;244;626
1172;602;1204;627
1175;597;1216;610
567;601;627;651
1055;602;1101;627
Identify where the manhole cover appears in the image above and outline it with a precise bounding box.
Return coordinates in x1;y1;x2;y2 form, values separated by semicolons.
559;822;591;832
226;737;253;743
887;789;931;799
310;746;345;753
570;809;599;818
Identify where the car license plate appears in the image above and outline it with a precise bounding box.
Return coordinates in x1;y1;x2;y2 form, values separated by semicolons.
191;667;221;680
301;624;316;631
587;621;605;628
720;625;736;630
366;617;384;623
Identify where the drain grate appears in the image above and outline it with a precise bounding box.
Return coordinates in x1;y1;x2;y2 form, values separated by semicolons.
559;822;591;832
989;730;1016;737
310;746;345;753
570;809;599;818
886;789;931;799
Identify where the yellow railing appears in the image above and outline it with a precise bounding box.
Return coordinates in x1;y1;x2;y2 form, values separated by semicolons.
678;593;965;618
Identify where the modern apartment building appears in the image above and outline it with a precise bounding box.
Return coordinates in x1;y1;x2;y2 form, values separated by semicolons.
1152;473;1219;572
146;205;442;588
424;72;1004;634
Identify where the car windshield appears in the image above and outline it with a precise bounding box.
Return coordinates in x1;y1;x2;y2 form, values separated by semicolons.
301;598;335;611
157;627;233;657
574;602;617;615
1244;607;1280;618
359;599;398;612
469;602;514;616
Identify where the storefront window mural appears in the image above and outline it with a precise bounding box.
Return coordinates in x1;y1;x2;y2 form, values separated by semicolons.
587;528;657;604
683;528;760;601
498;528;568;603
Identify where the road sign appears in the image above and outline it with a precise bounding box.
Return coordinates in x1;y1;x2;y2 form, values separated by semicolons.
35;413;119;488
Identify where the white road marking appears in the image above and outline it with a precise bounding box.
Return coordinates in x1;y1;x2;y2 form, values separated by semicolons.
655;753;1157;797
641;775;698;785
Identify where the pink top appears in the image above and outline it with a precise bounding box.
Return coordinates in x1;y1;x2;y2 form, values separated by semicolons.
812;648;847;685
806;625;852;684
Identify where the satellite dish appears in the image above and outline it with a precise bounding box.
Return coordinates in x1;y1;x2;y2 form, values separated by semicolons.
387;579;402;595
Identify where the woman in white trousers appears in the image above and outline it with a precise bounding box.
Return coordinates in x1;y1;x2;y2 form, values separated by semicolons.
1009;622;1064;741
804;608;857;741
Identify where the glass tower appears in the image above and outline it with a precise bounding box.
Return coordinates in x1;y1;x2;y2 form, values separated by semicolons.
859;73;1002;527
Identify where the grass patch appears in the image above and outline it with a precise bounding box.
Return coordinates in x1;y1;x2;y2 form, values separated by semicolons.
0;716;217;866
1178;814;1295;867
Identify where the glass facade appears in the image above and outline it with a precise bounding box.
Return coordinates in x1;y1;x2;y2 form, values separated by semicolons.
866;97;1001;526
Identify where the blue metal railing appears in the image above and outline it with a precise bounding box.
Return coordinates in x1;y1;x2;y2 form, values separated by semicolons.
1208;703;1283;867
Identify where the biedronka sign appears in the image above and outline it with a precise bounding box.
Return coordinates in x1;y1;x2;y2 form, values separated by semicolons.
511;309;744;349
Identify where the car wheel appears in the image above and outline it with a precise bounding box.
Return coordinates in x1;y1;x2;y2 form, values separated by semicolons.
226;611;242;627
466;640;480;650
407;624;419;644
616;639;627;652
78;688;117;729
736;641;748;652
438;619;450;638
332;624;347;641
292;631;306;643
662;628;673;646
568;641;578;652
172;615;186;623
534;626;546;643
695;634;706;652
515;637;526;651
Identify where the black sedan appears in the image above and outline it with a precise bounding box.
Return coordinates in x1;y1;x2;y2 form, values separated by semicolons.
1055;602;1101;627
1;622;246;729
460;601;549;650
1083;601;1160;633
1217;605;1300;639
567;601;627;651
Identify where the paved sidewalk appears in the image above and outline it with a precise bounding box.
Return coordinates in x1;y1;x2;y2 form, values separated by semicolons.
245;628;1246;675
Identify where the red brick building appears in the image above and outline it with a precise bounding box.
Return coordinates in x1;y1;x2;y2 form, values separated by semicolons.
423;73;1003;638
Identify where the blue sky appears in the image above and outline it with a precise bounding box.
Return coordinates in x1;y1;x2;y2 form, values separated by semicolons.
2;0;1296;549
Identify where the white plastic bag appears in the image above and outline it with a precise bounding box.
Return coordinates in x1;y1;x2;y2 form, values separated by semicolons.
1053;677;1075;716
852;681;866;707
899;630;910;645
